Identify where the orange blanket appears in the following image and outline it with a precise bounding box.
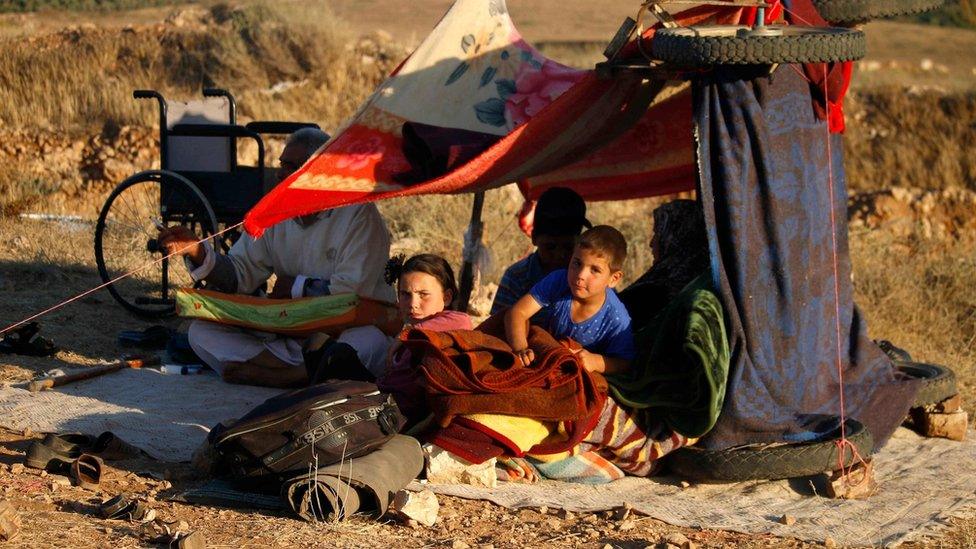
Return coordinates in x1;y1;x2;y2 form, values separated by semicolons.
401;326;605;427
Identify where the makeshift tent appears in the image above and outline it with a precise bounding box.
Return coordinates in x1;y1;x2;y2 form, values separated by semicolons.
243;0;772;234
242;0;912;451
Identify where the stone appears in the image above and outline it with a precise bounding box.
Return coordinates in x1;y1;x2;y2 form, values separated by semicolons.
614;504;633;521
538;506;548;515
392;489;439;527
935;393;963;413
915;409;969;441
825;460;877;499
451;540;470;549
425;446;497;488
0;500;19;542
601;544;614;549
9;464;24;475
824;536;837;548
617;520;636;532
779;514;797;526
544;518;562;531
558;509;575;520
679;481;691;489
663;533;690;547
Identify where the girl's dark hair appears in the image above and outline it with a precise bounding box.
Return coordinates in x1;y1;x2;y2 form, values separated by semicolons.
384;253;459;308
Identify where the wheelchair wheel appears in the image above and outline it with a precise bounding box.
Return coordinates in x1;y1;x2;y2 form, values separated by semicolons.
94;170;218;318
651;25;865;67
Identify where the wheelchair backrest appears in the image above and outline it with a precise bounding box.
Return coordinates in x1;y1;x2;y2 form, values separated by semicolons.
164;97;233;172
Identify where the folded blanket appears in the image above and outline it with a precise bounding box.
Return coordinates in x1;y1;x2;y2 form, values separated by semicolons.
176;289;401;337
401;326;606;426
530;451;625;485
606;274;730;438
281;435;423;522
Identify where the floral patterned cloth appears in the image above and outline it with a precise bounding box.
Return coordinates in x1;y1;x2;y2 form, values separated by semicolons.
244;0;760;235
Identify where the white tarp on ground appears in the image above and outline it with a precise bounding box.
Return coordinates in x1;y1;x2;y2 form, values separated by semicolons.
0;368;280;461
413;427;976;546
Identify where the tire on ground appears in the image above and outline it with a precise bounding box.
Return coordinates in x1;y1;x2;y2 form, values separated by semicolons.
895;361;957;408
667;418;873;482
651;25;865;66
812;0;946;24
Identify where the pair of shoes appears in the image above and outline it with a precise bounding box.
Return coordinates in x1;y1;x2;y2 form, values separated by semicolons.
0;322;58;357
24;441;102;489
25;431;146;471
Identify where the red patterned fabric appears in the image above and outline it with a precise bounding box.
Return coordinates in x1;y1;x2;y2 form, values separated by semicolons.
240;0;849;237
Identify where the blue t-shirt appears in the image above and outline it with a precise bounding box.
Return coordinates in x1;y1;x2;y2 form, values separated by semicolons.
529;269;636;360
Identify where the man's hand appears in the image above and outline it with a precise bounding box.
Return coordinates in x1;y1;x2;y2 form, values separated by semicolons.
269;275;297;299
157;225;206;266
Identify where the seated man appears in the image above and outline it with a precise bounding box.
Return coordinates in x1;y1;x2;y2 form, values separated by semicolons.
158;128;395;387
490;187;591;317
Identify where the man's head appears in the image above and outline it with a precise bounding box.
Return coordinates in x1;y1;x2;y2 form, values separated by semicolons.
532;187;591;272
567;225;627;301
277;127;330;184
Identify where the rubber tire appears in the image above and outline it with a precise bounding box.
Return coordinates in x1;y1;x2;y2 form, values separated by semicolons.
667;419;873;482
94;170;218;318
652;25;866;66
895;361;957;408
812;0;947;24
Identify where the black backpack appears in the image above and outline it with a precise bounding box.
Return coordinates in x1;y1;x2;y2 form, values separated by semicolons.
208;380;405;484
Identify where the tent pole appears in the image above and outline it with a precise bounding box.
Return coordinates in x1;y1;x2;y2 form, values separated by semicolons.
456;191;485;313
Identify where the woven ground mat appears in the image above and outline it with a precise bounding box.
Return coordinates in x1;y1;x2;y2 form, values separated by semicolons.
0;368;280;462
411;427;976;546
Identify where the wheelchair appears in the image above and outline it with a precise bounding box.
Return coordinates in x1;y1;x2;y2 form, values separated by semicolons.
93;88;319;318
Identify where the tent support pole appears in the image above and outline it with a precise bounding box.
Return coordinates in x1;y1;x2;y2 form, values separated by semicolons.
456;191;485;313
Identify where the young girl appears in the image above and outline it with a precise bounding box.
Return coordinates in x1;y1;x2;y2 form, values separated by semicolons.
378;254;471;424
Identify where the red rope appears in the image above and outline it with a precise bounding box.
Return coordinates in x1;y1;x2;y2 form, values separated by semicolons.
768;8;866;476
0;222;244;337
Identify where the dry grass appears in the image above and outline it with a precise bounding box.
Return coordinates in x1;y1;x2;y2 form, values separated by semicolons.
0;1;394;135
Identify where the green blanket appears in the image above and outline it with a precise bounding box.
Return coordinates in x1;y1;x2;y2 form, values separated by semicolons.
606;273;730;438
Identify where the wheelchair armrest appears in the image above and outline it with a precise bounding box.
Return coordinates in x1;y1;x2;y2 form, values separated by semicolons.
245;121;321;135
169;123;265;173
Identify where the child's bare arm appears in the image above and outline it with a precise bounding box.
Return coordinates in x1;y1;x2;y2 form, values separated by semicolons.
505;294;543;365
576;350;631;375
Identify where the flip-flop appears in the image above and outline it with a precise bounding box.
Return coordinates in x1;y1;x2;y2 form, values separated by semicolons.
92;432;147;460
98;495;154;522
24;441;78;471
41;433;97;455
70;454;103;490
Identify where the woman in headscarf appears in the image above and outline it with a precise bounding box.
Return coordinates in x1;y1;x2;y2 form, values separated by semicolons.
618;199;709;329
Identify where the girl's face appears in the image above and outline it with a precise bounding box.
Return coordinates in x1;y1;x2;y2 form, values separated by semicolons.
398;271;451;323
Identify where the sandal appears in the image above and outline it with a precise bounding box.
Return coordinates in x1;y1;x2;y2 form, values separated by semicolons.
92;432;146;460
98;494;153;521
41;433;96;455
0;322;58;357
70;454;103;490
24;441;78;471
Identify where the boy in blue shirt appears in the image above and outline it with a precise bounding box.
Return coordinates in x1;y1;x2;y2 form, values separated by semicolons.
504;225;635;375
